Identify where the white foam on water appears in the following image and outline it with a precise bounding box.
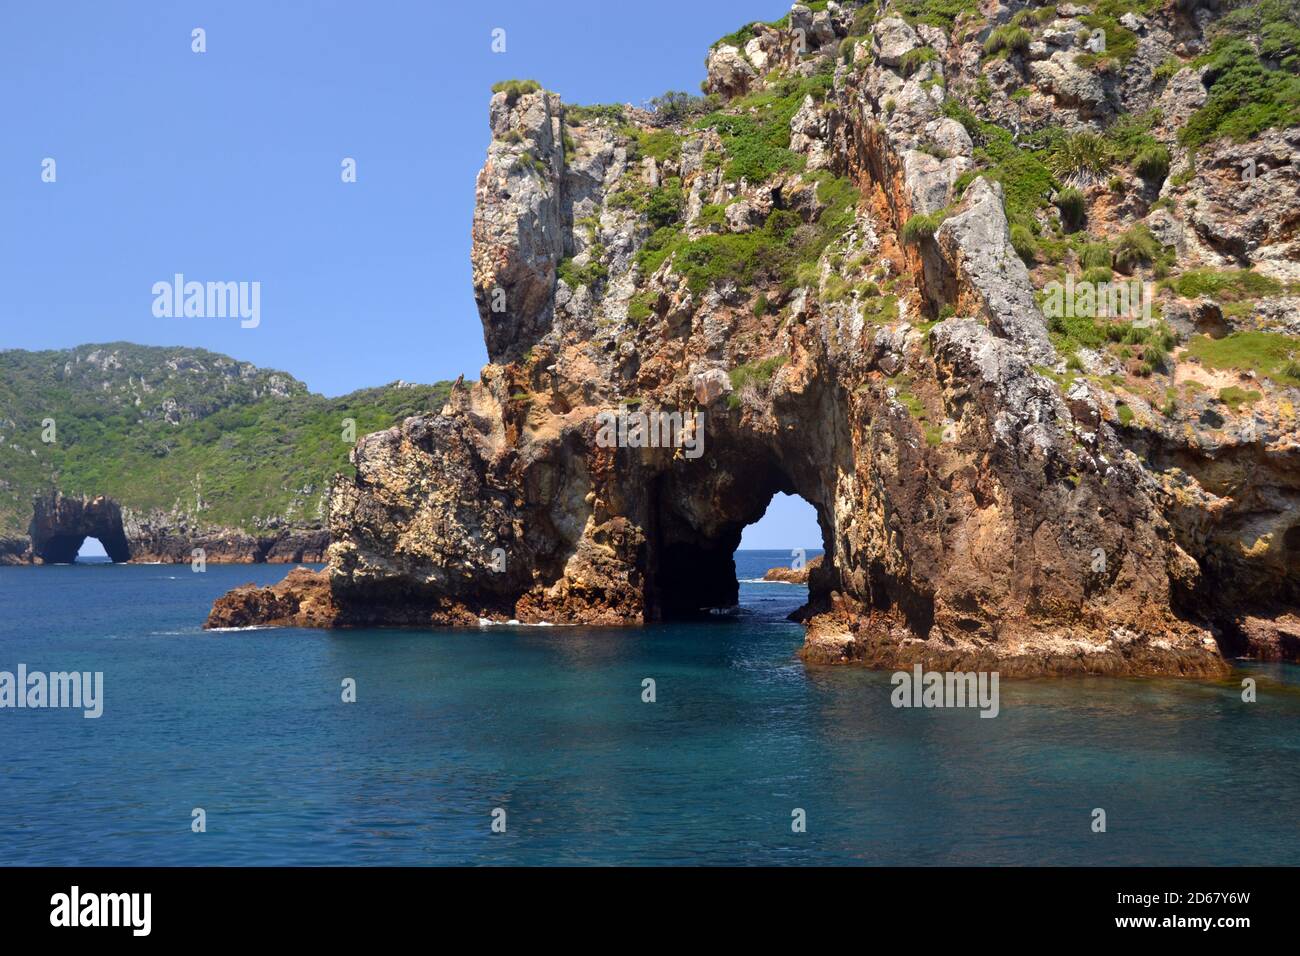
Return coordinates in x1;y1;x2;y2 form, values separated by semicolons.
476;618;561;627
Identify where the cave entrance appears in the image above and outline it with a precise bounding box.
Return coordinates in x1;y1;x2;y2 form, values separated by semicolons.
645;460;834;621
39;532;129;565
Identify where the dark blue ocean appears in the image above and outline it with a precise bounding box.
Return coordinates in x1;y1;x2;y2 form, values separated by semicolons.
2;551;1298;866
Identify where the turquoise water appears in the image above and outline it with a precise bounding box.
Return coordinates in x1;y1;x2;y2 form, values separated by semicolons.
1;551;1298;865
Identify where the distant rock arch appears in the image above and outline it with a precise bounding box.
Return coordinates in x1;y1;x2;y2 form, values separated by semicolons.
29;492;132;564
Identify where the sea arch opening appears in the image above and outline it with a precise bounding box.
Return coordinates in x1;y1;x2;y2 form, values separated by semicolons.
76;537;110;563
29;494;132;564
740;491;824;557
644;451;836;620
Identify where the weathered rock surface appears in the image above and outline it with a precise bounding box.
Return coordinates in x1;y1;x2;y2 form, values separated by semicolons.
704;45;758;100
1223;610;1300;662
27;492;132;564
0;537;27;564
933;179;1056;365
206;567;337;628
210;0;1299;676
874;17;920;67
126;522;329;564
1182;127;1300;266
1028;51;1113;117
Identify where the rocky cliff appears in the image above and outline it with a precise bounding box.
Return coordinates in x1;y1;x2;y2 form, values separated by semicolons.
209;0;1300;675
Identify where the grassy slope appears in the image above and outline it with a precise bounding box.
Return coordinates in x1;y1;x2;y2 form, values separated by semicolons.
0;343;451;536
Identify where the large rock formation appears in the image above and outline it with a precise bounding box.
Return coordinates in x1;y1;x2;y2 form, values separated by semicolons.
208;1;1300;676
28;492;132;564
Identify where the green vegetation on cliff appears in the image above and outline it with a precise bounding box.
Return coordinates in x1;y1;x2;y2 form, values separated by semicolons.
895;0;978;30
1163;268;1284;301
696;62;835;182
633;167;857;296
727;356;788;407
1184;331;1300;387
0;344;451;537
491;79;541;104
1182;0;1300;147
709;1;837;50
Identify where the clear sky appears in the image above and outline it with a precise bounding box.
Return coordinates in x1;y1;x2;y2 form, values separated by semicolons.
2;0;820;552
739;493;822;551
1;0;790;395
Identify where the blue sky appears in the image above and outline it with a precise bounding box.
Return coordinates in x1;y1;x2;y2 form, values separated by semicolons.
2;0;820;551
1;0;789;394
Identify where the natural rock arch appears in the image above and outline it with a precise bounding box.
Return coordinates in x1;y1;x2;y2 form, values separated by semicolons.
642;434;838;620
206;19;1287;675
29;493;132;564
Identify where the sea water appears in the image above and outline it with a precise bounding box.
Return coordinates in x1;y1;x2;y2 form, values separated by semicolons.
1;551;1297;865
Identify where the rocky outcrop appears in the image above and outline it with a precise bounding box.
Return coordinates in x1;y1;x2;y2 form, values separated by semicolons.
124;512;328;564
29;492;131;564
1222;610;1300;662
874;17;920;68
1028;51;1113;118
209;1;1299;676
1181;127;1300;268
764;554;823;583
932;179;1056;365
704;45;758;100
799;317;1222;676
472;89;568;364
206;567;336;628
0;537;27;565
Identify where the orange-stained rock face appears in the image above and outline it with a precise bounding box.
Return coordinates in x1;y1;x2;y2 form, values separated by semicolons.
207;2;1299;676
205;566;337;630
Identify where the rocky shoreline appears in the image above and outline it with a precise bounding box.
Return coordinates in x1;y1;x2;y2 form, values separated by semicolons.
124;526;329;565
1;491;327;565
